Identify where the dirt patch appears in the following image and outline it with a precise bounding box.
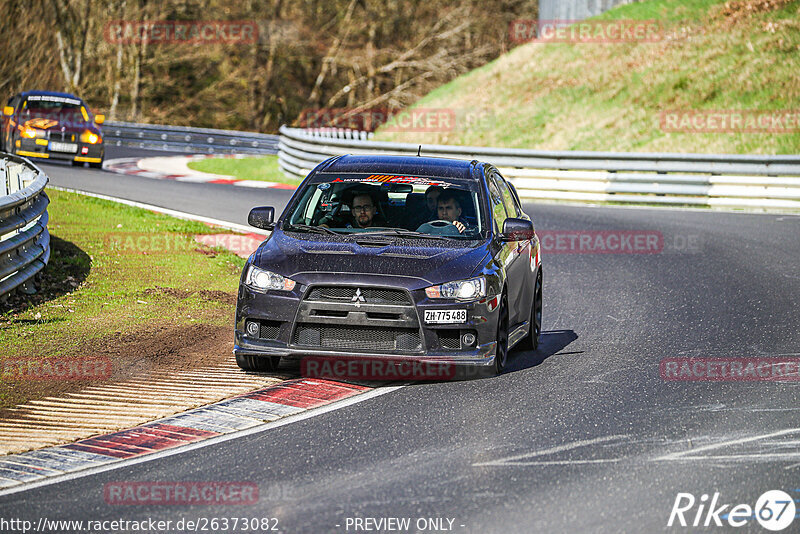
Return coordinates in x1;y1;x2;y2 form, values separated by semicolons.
197;290;237;306
142;286;236;305
0;322;234;418
714;0;795;24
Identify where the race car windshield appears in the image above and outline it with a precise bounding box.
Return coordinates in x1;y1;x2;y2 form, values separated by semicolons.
22;97;84;118
283;176;486;239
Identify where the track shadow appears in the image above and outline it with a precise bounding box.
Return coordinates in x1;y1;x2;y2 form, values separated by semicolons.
504;329;580;374
0;235;92;315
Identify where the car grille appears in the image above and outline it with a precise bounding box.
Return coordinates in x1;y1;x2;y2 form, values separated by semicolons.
260;321;281;340
293;325;421;351
437;330;461;350
306;286;411;305
293;284;422;353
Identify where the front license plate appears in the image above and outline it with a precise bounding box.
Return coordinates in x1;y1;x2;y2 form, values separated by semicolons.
424;309;467;324
49;142;77;153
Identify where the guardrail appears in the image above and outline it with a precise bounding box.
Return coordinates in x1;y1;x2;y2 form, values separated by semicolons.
104;121;280;155
278;126;800;210
0;154;50;299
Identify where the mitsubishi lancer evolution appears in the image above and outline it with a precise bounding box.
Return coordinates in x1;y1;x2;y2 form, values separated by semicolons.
234;154;542;377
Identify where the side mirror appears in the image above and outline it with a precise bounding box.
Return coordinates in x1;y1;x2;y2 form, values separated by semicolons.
3;106;13;117
94;114;105;125
501;218;535;242
248;206;275;230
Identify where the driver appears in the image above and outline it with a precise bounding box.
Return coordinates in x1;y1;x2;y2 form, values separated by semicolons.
435;190;468;233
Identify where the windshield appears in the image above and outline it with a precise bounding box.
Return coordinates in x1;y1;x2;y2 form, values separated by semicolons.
21;95;86;120
283;174;486;239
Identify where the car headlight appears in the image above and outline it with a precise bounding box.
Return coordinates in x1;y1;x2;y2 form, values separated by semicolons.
19;126;43;139
245;265;296;292
80;130;101;144
425;276;486;301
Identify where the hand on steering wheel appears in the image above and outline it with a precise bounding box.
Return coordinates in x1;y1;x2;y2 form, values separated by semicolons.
428;219;465;233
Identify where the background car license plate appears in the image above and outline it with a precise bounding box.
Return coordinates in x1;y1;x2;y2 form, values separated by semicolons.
424;309;467;324
49;142;77;153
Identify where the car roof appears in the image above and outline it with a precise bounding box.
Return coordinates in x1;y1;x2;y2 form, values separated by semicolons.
18;90;83;102
317;154;481;181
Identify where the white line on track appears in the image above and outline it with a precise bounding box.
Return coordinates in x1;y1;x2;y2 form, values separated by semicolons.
48;185;267;236
655;428;800;461
473;434;628;467
0;385;405;498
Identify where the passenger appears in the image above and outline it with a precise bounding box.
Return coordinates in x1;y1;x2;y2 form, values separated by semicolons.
320;191;387;228
425;185;444;215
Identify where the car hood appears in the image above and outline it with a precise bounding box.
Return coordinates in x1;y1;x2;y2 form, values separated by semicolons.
253;230;490;290
20;113;97;134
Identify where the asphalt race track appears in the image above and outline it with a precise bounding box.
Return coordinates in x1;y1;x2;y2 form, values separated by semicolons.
3;147;800;531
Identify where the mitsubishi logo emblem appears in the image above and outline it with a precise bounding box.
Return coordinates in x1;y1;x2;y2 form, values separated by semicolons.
351;288;366;307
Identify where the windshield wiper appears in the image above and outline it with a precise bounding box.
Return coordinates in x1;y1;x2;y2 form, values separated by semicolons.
283;224;345;236
357;228;450;241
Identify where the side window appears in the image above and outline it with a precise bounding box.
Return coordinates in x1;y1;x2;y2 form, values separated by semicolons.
494;172;520;218
486;172;508;233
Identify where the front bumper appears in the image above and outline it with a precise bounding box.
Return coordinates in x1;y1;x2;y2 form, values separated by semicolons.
234;281;501;377
17;137;104;163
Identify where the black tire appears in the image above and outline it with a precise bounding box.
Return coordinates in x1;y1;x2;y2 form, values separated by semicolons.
493;294;509;374
520;269;543;351
89;161;103;169
71;160;83;167
236;353;280;372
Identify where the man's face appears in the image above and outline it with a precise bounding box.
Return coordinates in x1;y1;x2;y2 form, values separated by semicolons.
351;194;376;227
425;190;441;212
437;198;461;222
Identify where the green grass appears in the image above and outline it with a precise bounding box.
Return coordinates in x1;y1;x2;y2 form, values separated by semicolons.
187;155;301;185
374;0;800;154
0;190;249;405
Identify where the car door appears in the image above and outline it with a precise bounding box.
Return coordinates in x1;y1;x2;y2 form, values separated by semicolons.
492;170;533;328
487;169;521;327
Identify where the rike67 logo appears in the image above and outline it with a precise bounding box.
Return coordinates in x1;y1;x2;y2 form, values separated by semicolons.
668;490;796;530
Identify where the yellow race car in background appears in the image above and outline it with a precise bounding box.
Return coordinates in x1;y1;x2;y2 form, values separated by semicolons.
1;90;105;168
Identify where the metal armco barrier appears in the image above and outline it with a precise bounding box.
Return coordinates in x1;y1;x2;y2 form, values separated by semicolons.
104;120;280;155
0;154;50;298
278;126;800;210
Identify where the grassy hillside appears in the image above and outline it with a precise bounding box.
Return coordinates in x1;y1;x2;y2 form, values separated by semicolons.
375;0;800;154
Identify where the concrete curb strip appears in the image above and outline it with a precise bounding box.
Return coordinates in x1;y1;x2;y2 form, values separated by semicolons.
103;155;296;190
0;378;371;491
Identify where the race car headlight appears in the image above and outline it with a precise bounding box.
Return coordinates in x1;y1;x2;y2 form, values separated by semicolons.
19;126;43;139
245;265;296;292
80;130;101;144
425;276;486;301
